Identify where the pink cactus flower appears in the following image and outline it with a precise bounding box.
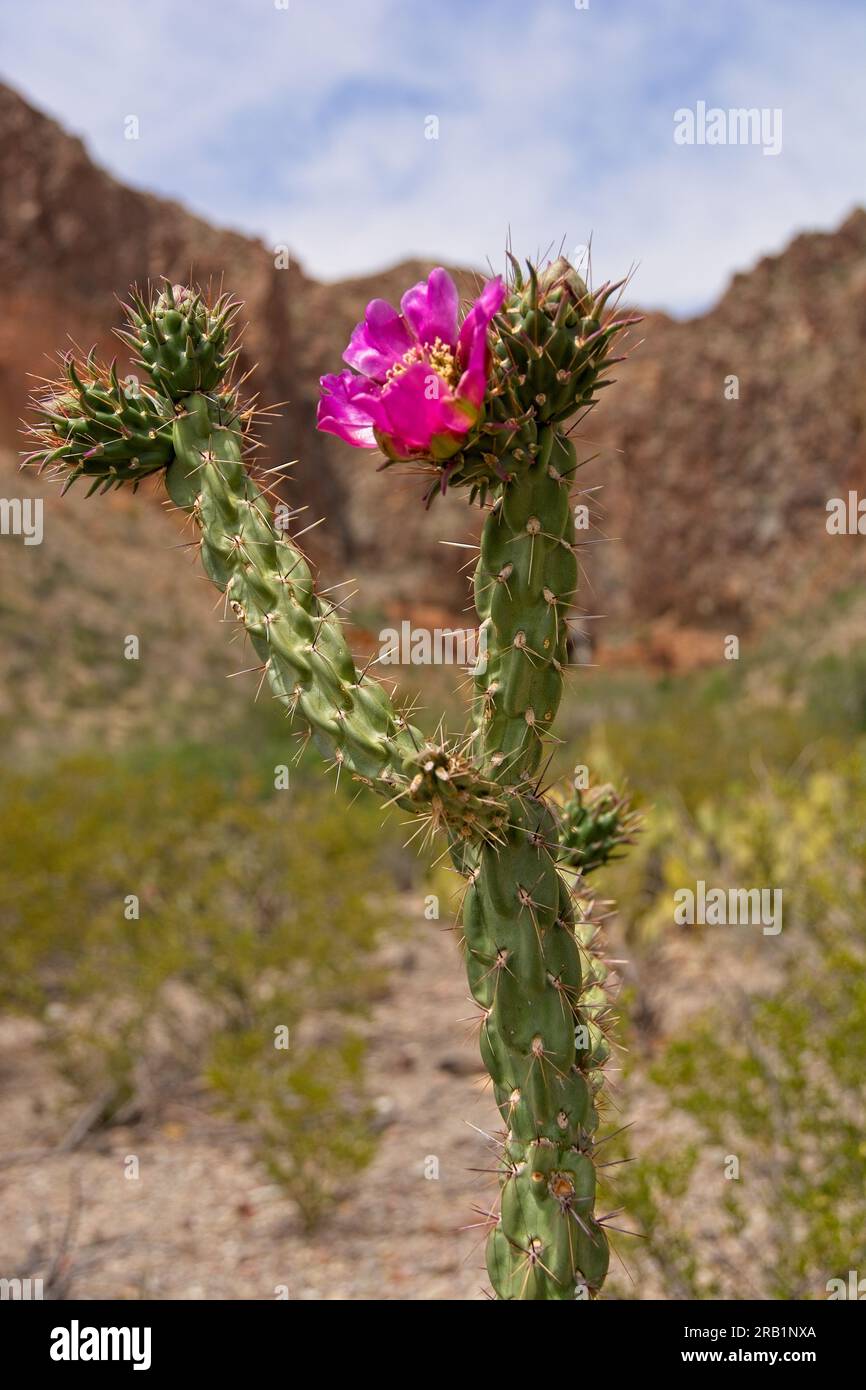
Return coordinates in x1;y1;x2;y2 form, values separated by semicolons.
317;268;505;461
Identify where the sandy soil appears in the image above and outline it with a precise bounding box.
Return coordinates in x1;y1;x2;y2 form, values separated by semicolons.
0;921;502;1301
0;881;796;1303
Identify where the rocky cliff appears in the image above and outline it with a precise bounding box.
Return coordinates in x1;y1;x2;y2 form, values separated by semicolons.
3;80;865;658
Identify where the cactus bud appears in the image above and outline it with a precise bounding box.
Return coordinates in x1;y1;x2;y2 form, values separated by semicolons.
119;282;241;399
486;256;637;430
537;254;590;305
24;352;173;492
557;782;642;877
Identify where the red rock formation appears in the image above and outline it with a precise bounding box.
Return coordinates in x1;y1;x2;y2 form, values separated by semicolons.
3;80;865;654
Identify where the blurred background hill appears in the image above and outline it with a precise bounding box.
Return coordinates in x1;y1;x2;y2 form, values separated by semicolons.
3;81;866;662
1;81;866;1300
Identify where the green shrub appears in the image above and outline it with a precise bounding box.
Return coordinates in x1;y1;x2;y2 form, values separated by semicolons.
0;747;407;1228
605;748;866;1298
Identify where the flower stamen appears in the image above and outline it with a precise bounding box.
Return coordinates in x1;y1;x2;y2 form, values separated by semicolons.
385;337;459;391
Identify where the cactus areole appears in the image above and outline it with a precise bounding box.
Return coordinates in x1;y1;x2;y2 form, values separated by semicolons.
27;262;639;1300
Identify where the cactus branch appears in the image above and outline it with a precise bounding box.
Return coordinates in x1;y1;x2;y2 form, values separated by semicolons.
168;392;422;786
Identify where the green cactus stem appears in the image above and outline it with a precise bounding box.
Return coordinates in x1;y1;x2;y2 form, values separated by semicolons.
446;260;637;1298
462;444;613;1299
471;428;577;781
462;792;611;1298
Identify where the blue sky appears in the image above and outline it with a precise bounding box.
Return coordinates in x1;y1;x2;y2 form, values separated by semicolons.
1;0;863;313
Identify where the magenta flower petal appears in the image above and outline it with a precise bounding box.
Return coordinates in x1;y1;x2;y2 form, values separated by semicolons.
317;370;384;448
455;275;505;407
456;322;494;408
318;270;503;463
400;268;459;349
342;298;413;382
379;362;470;455
457;275;505;367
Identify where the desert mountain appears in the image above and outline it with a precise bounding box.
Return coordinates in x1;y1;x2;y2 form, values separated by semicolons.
2;81;865;661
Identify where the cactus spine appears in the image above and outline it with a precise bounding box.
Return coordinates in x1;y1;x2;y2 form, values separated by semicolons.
26;263;638;1300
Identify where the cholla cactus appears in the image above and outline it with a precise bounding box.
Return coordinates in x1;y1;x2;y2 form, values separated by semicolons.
26;260;639;1300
